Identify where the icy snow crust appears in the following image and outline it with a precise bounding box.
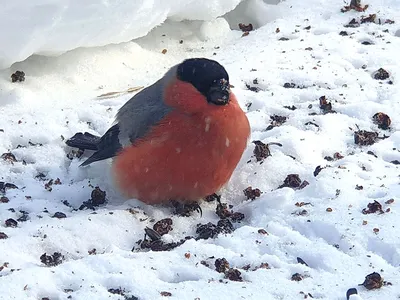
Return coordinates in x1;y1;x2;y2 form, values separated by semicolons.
1;0;400;299
0;0;242;69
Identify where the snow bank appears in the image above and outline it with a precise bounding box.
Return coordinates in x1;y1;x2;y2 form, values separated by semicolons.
0;0;243;69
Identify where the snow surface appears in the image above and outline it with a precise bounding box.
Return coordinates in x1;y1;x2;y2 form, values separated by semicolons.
0;0;244;69
1;0;400;299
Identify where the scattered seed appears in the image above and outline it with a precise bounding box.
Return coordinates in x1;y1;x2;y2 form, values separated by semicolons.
239;23;253;32
1;153;17;163
279;174;309;190
291;273;304;281
5;219;17;228
215;258;230;273
204;193;221;202
297;257;309;266
0;182;18;193
266;115;287;131
361;14;376;24
326;208;333;212
355;184;364;190
0;197;9;203
258;229;269;235
344;18;360;28
11;71;25;83
153;218;173;236
243;186;262;200
362;200;384;214
319;96;335;114
385;199;394;205
40;252;64;267
79;187;107;210
373;68;390;80
52;212;67;219
283;105;297;110
225;268;243;281
354;130;379;146
314;166;325;177
372;112;391;130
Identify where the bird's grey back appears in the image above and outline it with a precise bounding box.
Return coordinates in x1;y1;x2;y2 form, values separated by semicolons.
116;66;177;146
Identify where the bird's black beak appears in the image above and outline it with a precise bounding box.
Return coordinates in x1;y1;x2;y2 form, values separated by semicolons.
207;79;230;105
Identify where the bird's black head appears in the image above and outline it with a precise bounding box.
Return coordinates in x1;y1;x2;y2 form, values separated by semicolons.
177;58;230;106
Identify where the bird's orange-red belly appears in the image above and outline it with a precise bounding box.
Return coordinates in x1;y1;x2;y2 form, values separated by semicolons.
112;104;250;204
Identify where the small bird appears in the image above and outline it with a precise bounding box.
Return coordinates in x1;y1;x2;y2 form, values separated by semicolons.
66;58;250;205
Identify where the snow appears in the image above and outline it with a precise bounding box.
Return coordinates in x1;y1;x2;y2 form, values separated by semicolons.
0;0;243;69
1;0;400;299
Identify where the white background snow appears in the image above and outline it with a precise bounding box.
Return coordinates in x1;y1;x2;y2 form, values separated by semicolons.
1;0;400;299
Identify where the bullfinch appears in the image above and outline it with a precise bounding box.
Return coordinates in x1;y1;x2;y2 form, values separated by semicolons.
66;58;250;205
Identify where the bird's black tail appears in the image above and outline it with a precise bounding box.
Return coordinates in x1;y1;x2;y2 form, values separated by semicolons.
65;132;101;151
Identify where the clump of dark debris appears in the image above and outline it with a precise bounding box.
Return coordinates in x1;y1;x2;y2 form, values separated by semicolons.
341;0;368;12
360;272;384;290
324;152;344;161
11;71;25;83
17;210;29;222
172;201;202;217
40;252;64;267
373;68;390;80
297;257;309;266
0;232;8;239
66;148;84;160
153;218;173;236
215;201;245;222
362;200;384;214
291;273;304;281
215;258;230;273
283;82;306;89
0;196;9;203
252;140;282;162
108;288;139;300
0;182;18;194
266;115;287;131
1;153;17;163
215;258;243;282
5;218;18;228
319;96;336;114
245;79;262;92
239;23;253;32
52;212;67;219
283;105;297;110
79;187;107;210
372;112;391;130
354;130;379;146
278;174;309;190
243;186;262;200
204;193;221;202
196;219;234;240
135;226;190;252
344;18;360;28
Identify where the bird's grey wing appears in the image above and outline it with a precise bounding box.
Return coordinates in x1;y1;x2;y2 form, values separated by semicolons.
81;77;173;166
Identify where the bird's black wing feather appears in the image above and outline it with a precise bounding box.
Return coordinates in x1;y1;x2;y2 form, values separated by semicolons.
65;132;101;151
66;124;122;166
80;124;122;166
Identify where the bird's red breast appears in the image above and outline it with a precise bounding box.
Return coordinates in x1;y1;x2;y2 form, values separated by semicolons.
112;78;250;204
